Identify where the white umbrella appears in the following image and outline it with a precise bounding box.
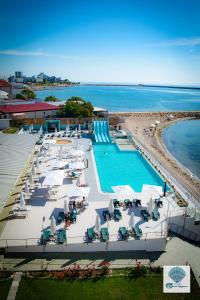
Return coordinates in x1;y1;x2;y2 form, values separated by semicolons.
20;192;26;208
68;149;84;157
108;198;114;215
68;161;85;170
55;127;57;133
67;186;90;198
170;114;174;119
25;181;29;194
150;123;156;128
142;185;162;199
129;212;135;229
32;165;36;176
78;124;81;132
95;214;101;235
155;120;160;124
148;198;154;215
42;170;64;186
36;157;39;168
59;146;63;160
51;160;67;169
112;185;135;200
39;126;43;135
50;216;56;235
29;172;34;185
64;199;69;214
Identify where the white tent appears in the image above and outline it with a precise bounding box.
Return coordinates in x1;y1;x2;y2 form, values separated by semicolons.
50;216;56;235
68;161;85;170
20;192;26;208
64;199;69;214
112;185;136;200
95;214;101;235
67;186;90;198
42;170;64;186
108;198;114;215
129;212;135;229
148;198;154;215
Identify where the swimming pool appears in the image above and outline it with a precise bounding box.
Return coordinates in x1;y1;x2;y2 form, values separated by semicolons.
93;143;166;193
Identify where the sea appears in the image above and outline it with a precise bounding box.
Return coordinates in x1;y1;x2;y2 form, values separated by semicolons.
36;85;200;112
162;119;200;179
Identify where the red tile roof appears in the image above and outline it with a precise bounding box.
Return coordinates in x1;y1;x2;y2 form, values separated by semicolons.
0;103;59;113
0;80;12;88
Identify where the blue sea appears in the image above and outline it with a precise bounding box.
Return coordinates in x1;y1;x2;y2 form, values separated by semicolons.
36;85;200;111
162;119;200;179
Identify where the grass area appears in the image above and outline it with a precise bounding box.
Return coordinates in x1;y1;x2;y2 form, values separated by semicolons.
16;275;200;300
2;127;18;134
0;278;12;300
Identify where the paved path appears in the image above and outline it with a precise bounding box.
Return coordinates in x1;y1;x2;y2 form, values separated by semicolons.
7;272;22;300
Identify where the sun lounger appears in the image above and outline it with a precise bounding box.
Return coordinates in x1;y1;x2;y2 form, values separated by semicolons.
124;199;132;207
132;224;142;238
155;199;163;207
114;209;122;221
119;227;129;240
87;227;96;241
100;227;109;242
152;207;160;221
103;210;111;221
70;211;77;223
141;209;150;221
56;211;65;224
41;229;51;244
57;229;66;244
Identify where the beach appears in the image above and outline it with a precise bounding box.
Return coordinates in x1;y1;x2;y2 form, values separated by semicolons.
111;111;200;202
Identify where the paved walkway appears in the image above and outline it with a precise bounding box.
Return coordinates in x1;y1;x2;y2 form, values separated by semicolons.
7;272;22;300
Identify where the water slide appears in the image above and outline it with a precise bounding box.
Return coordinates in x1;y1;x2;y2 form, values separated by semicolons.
93;120;111;143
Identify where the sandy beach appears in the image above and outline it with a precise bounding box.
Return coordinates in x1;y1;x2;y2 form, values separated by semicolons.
111;111;200;202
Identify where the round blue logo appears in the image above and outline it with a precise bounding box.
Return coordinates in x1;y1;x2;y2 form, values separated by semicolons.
168;267;186;283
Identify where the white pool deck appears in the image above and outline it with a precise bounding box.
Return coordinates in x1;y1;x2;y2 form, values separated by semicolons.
0;135;187;252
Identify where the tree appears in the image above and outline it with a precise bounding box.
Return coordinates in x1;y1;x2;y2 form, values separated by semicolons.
61;96;93;117
22;88;36;99
44;96;58;102
15;93;26;100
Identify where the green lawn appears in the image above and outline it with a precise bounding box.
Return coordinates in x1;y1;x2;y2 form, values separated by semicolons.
0;278;12;300
16;276;200;300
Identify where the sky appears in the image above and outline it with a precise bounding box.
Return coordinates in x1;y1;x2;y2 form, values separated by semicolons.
0;0;200;84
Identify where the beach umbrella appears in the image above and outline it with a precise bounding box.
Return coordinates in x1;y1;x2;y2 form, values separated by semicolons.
25;181;29;194
20;192;26;208
55;126;57;133
51;160;67;169
155;120;160;124
148;198;154;215
163;182;167;197
150;124;156;128
108;198;114;215
95;214;101;235
32;165;36;176
68;149;84;157
50;216;56;235
67;186;90;198
29;172;34;185
68;161;85;170
39;126;43;135
43;170;64;187
35;157;39;168
78;124;81;132
64;199;69;214
112;185;136;201
170;115;174;119
129;212;135;229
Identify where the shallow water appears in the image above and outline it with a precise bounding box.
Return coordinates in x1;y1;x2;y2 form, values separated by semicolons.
162;119;200;178
36;85;200;112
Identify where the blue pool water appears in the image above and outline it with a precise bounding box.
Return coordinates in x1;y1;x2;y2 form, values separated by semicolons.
36;85;200;112
163;119;200;179
93;143;165;193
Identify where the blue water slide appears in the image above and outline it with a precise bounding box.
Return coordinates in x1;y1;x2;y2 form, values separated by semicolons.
100;121;107;142
93;120;111;143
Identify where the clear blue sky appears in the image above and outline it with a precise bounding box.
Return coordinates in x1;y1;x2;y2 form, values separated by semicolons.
0;0;200;84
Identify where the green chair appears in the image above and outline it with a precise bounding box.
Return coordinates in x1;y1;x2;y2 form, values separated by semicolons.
141;209;150;221
114;209;122;221
103;210;111;221
119;227;129;240
70;210;77;223
101;227;109;242
113;199;120;207
133;224;142;238
87;227;96;241
57;229;66;244
41;229;51;245
152;207;160;221
124;199;132;207
57;211;65;224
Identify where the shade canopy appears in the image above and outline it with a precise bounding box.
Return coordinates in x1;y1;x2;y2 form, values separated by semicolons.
112;185;136;200
66;186;90;198
68;161;85;170
42;170;64;186
95;214;101;234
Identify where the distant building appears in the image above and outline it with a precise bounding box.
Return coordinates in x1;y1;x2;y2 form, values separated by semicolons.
0;80;12;97
15;71;23;78
0;103;59;119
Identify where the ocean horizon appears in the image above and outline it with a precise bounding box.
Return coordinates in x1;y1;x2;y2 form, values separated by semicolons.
36;85;200;112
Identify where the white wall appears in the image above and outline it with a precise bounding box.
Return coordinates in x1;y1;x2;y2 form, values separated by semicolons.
0;118;10;129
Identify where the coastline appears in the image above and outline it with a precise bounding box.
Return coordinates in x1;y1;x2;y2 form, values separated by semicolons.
114;111;200;202
32;83;79;91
